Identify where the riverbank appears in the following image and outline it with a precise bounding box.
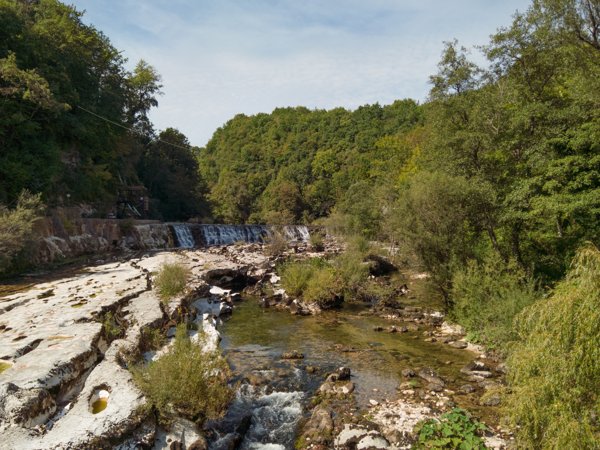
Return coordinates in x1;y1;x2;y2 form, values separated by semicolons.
0;240;510;449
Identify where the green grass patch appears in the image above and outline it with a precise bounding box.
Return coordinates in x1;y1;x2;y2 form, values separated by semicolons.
155;262;190;301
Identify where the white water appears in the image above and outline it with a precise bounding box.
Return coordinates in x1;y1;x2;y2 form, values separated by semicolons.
169;224;311;248
282;225;310;242
172;223;195;248
200;225;269;246
210;384;304;450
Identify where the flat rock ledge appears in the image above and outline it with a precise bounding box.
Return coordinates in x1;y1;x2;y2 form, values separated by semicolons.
0;246;269;449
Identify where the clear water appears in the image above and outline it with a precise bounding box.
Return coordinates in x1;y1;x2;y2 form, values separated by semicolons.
214;298;483;449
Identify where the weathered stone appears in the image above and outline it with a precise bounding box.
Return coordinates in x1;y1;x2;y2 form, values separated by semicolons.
460;384;476;394
301;407;334;444
281;350;304;360
357;431;390;449
449;340;468;349
401;368;416;378
334;424;369;448
417;368;445;386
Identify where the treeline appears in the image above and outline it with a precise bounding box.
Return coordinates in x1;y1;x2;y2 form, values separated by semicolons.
199;100;422;225
0;0;206;220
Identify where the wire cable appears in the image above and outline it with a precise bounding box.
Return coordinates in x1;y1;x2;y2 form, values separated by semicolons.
76;105;193;151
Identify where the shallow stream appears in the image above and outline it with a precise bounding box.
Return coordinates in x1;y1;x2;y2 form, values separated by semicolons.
209;298;483;449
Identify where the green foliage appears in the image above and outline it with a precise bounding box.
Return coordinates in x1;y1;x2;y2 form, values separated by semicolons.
505;244;600;449
302;265;342;308
387;172;485;300
138;128;209;220
131;325;233;423
199;100;423;224
279;258;328;298
450;255;539;351
280;237;377;306
139;327;165;353
308;232;324;251
331;236;372;298
154;262;190;301
0;190;43;272
415;408;488;450
102;312;123;341
0;1;209;220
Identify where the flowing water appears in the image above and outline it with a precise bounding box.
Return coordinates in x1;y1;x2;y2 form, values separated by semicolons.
211;299;481;449
172;224;196;248
169;224;311;248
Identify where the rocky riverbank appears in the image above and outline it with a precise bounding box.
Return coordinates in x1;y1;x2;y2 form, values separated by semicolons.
1;239;511;449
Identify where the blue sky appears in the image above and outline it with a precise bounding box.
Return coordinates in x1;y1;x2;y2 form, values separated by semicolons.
70;0;531;146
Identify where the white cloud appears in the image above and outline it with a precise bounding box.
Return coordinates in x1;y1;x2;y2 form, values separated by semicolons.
71;0;530;146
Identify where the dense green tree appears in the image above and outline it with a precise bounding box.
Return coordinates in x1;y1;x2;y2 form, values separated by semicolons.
139;128;208;221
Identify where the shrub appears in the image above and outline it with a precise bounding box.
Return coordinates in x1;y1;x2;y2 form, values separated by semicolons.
449;254;539;351
309;232;325;251
139;327;165;353
279;258;327;297
0;190;43;273
332;237;371;299
505;244;600;449
102;311;124;341
414;408;487;449
131;325;233;424
155;262;190;301
303;265;342;307
264;230;288;256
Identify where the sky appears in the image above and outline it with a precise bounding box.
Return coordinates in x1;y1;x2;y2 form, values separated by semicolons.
70;0;531;147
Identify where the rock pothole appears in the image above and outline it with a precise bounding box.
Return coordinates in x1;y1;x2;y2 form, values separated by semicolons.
90;386;111;414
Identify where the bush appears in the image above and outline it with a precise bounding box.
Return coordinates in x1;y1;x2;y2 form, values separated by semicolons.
139;327;165;353
155;262;190;301
102;311;123;341
303;265;342;308
505;244;600;449
332;236;371;299
264;230;288;256
414;408;487;449
309;232;325;251
279;258;327;298
132;325;233;424
0;190;43;273
450;255;539;351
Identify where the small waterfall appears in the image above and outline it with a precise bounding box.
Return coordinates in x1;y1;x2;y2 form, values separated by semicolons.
172;224;195;248
199;225;269;246
169;224;312;248
281;225;310;242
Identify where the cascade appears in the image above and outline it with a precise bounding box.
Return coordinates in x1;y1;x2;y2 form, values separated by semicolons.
169;224;312;248
282;225;310;242
199;225;269;246
172;224;195;248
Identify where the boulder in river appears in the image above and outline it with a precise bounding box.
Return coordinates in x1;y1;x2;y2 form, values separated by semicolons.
417;367;445;386
281;350;304;360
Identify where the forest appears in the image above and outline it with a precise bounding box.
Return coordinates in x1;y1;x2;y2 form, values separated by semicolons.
0;0;205;220
1;0;599;447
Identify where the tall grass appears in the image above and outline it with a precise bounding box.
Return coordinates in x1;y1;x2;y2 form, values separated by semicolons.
131;325;232;424
505;244;600;449
449;255;539;351
154;262;190;301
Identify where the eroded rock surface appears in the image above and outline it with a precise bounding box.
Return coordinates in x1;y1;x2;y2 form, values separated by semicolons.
0;245;269;449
